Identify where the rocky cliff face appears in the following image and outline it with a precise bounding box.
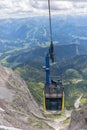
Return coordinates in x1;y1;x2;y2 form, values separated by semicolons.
0;65;53;130
68;103;87;130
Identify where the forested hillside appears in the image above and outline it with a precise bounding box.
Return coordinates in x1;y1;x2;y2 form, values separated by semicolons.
1;43;87;68
13;55;87;109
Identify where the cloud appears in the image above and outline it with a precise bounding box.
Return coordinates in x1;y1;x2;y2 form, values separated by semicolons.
0;0;87;18
30;0;87;16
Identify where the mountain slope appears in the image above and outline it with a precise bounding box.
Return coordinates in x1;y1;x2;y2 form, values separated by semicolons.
68;103;87;130
0;65;53;130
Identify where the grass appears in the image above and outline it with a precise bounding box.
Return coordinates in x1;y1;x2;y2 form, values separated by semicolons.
1;55;10;66
28;114;54;130
27;82;44;105
46;111;66;119
80;97;87;105
63;117;71;124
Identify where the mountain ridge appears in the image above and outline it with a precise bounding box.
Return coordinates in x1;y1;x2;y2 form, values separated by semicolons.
0;15;87;54
0;65;53;130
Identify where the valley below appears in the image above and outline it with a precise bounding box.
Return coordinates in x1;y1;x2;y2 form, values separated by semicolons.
0;15;87;130
0;65;87;130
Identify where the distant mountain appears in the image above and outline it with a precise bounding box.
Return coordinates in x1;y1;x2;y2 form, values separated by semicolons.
2;43;87;68
0;15;87;54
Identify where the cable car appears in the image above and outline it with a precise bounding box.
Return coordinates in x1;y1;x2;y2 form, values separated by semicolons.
43;0;64;111
43;54;64;111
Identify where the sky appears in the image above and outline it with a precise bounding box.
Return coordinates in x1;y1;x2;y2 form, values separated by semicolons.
0;0;87;18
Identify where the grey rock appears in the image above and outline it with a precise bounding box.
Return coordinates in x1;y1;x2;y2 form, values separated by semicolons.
0;65;53;130
68;103;87;130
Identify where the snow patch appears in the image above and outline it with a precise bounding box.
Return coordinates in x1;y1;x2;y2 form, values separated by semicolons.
74;94;83;109
0;107;5;112
0;125;22;130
